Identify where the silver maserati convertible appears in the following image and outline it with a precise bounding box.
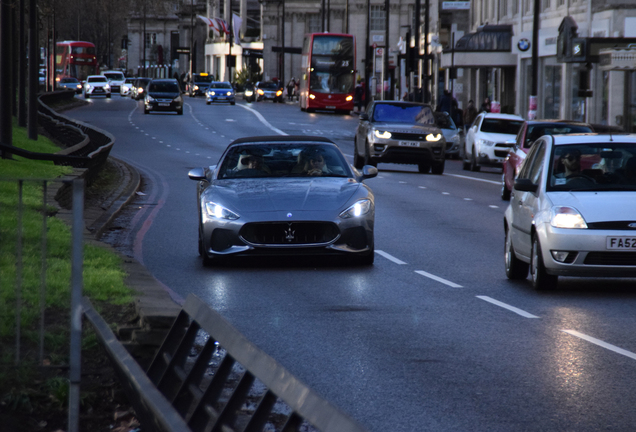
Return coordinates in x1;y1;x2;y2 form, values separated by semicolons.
188;136;378;265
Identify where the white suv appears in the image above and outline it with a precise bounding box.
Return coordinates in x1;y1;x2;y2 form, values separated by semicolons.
83;75;111;98
463;112;524;171
102;70;126;94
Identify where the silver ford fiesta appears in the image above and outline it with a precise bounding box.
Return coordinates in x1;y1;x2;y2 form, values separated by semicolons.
188;136;378;266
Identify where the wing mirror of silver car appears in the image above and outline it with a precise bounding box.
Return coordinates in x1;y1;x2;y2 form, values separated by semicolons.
361;165;378;179
514;178;538;193
188;167;206;181
359;113;369;121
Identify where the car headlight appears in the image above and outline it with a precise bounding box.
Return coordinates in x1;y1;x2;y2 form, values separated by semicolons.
194;85;199;91
245;90;253;96
76;84;82;89
173;95;182;102
550;206;587;229
451;134;460;144
478;139;495;147
346;95;353;101
276;90;283;97
205;202;240;220
374;130;392;139
309;94;316;99
104;85;110;90
209;91;216;96
146;95;156;102
227;91;232;96
257;89;264;95
426;133;442;141
339;199;372;219
138;88;144;94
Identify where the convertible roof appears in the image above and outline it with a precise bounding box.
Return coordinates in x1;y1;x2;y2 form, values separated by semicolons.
229;136;335;146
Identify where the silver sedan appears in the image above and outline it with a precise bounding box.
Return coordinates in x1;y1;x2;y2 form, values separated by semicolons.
188;136;378;266
504;134;636;290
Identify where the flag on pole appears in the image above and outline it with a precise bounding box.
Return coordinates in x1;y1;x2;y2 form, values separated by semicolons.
232;13;242;46
197;15;229;37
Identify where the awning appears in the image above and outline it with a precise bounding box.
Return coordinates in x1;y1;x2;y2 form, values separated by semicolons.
440;25;517;68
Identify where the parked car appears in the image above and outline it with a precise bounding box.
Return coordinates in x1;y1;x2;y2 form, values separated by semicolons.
132;77;152;100
83;75;111;98
188;73;214;97
434;111;464;158
354;101;446;174
504;133;636;290
144;79;183;115
188;136;378;266
255;81;284;103
501;120;593;200
102;70;126;94
463;112;524;171
205;82;235;105
57;77;82;93
243;83;256;102
120;77;137;96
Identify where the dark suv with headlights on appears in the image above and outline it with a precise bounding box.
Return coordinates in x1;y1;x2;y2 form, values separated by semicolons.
144;79;183;115
354;101;446;174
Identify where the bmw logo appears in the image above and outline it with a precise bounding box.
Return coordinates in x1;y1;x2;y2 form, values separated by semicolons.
517;38;530;52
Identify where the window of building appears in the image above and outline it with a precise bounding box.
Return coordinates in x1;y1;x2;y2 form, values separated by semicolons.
543;64;561;119
500;0;508;18
145;33;157;49
542;0;550;10
512;0;518;15
307;14;321;33
370;5;386;32
556;0;565;6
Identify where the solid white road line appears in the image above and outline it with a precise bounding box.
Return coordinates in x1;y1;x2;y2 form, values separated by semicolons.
562;330;636;361
415;270;463;288
445;173;500;185
375;250;407;265
476;296;539;318
237;104;288;135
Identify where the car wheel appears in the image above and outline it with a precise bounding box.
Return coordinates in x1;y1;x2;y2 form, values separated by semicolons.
470;147;481;172
461;146;470;170
501;172;511;201
356;248;375;265
431;160;445;175
144;108;149;114
231;101;235;106
177;109;183;115
418;163;431;174
84;93;89;99
364;143;376;167
106;93;111;99
505;227;528;279
206;101;211;105
531;236;558;290
353;138;364;169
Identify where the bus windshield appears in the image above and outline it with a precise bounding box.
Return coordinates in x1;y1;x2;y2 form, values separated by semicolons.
309;36;354;94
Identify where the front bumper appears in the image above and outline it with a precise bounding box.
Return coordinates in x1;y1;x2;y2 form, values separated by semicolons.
477;142;514;167
145;100;182;112
368;138;446;165
207;94;235;103
537;223;636;277
85;87;110;96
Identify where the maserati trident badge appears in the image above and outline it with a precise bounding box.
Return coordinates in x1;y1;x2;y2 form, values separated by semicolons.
284;223;295;242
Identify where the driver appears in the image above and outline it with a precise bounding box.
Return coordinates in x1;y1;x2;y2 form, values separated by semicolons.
556;149;581;179
237;154;270;173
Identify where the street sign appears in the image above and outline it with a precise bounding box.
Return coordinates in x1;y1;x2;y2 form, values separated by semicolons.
376;48;383;56
176;47;190;54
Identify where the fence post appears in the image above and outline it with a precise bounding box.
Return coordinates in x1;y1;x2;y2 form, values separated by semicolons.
68;178;84;432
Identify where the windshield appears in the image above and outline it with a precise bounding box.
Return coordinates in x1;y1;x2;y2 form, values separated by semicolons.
372;104;435;125
434;112;456;129
210;83;232;89
547;142;636;192
309;36;354;94
88;76;107;83
259;82;278;90
104;73;124;80
480;118;523;134
194;74;214;83
218;143;350;179
148;82;180;92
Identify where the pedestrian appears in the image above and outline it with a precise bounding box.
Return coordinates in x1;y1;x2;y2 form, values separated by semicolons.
463;99;478;131
294;79;300;101
287;78;295;102
480;96;491;113
437;90;453;114
354;79;364;113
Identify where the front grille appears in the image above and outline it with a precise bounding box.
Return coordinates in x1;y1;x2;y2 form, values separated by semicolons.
391;132;427;141
494;143;514;158
587;221;636;230
240;222;339;245
584;252;636;266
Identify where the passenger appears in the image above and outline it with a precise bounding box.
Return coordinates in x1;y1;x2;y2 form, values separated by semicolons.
298;148;330;176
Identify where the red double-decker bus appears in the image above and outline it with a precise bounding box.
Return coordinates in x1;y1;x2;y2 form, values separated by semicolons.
55;41;98;82
299;33;355;114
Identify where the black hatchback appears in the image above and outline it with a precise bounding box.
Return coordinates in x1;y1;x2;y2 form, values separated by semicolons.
144;79;183;115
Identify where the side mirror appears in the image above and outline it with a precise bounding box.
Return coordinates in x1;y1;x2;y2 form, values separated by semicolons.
361;165;378;180
359;113;369;121
188;167;206;181
513;178;538;193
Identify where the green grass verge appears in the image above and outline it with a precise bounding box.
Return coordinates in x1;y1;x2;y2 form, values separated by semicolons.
0;119;133;397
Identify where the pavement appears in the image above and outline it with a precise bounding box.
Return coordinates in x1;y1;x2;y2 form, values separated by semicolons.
53;158;181;364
